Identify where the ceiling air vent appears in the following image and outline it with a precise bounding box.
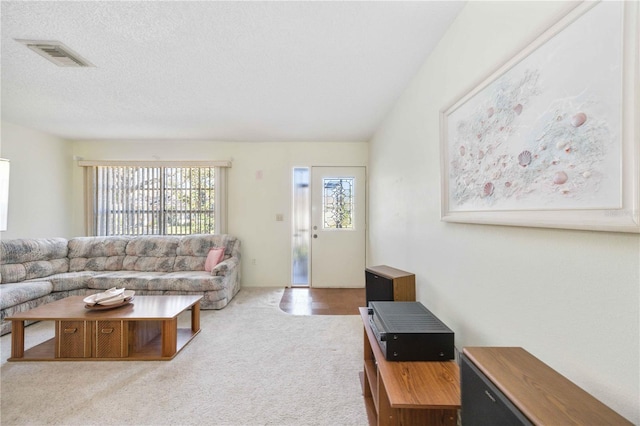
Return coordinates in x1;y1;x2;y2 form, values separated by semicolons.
15;39;94;67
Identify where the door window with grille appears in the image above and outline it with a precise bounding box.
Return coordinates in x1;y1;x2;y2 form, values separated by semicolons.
322;177;354;230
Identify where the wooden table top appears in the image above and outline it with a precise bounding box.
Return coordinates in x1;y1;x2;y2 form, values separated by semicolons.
365;265;414;279
6;295;203;321
360;307;461;409
463;347;632;425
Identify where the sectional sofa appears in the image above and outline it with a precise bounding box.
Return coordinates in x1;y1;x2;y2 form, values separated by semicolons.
0;234;241;335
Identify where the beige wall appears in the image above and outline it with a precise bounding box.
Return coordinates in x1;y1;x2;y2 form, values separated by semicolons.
0;121;75;239
71;140;367;287
368;1;639;422
0;122;367;286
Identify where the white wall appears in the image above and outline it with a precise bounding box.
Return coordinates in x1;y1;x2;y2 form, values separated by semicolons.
0;121;75;239
71;140;367;287
368;1;639;423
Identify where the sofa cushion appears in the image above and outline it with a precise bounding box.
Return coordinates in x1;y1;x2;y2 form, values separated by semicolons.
123;256;176;272
34;271;97;292
211;257;239;277
1;238;68;264
89;271;163;291
1;259;69;284
175;234;237;272
24;259;69;281
68;236;131;257
155;271;226;291
0;264;26;284
89;271;225;292
68;236;131;272
126;236;180;257
70;256;125;272
0;238;69;283
0;281;53;310
174;255;206;271
177;234;227;256
123;236;180;272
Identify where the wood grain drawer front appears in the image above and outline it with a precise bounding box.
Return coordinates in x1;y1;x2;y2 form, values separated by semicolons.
95;320;127;358
57;321;90;358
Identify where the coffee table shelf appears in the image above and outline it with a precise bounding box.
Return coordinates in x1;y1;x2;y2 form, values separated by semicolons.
7;295;202;361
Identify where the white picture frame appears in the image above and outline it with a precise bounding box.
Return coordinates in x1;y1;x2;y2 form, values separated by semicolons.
440;1;639;233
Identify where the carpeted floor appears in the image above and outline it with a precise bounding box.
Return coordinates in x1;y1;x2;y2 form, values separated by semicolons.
0;288;368;426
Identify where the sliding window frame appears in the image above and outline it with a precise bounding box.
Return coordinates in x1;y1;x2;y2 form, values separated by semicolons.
79;160;231;236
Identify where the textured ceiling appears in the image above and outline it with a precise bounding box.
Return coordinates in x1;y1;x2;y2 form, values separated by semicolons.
1;1;464;142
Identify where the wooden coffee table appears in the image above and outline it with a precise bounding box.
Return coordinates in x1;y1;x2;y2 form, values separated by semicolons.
7;295;202;361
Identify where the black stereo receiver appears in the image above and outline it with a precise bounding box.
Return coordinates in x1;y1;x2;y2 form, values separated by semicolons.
368;301;454;362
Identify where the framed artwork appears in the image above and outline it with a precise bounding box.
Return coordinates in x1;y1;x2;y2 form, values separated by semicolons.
440;1;639;233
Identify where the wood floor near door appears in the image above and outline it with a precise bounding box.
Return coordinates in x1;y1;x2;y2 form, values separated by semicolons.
279;287;365;315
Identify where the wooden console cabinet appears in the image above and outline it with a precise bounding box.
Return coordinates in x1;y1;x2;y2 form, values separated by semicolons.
365;265;415;305
461;347;631;425
360;308;460;426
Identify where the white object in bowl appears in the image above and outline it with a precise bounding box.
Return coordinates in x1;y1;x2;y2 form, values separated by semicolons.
83;288;129;305
98;290;135;305
95;287;125;301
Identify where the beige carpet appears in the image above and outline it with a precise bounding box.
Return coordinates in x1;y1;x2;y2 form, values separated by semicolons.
0;288;368;426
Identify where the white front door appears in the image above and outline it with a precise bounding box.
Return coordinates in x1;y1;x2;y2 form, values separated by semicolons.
310;166;366;288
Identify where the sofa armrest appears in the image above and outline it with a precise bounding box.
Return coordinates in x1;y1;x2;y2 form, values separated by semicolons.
211;257;239;277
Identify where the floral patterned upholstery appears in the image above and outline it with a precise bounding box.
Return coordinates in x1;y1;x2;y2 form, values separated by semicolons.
0;234;241;335
0;238;69;283
0;281;53;310
68;236;131;272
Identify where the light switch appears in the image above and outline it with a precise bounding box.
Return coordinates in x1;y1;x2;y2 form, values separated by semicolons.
276;214;284;222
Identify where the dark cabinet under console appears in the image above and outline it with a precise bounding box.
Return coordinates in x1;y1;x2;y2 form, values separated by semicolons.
365;265;415;305
461;353;531;425
461;347;631;426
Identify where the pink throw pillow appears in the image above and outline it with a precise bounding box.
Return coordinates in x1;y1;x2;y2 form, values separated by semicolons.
204;247;225;272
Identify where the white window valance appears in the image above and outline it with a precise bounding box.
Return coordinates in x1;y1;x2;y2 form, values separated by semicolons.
78;160;232;168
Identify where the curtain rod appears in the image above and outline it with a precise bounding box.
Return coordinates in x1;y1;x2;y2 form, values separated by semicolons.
78;160;232;168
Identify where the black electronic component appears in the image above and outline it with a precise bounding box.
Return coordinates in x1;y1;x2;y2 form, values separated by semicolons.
368;301;454;361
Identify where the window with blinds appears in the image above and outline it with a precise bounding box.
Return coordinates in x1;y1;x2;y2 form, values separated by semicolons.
90;165;220;236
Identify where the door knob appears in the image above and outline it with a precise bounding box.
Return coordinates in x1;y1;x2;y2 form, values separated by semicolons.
313;234;318;238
